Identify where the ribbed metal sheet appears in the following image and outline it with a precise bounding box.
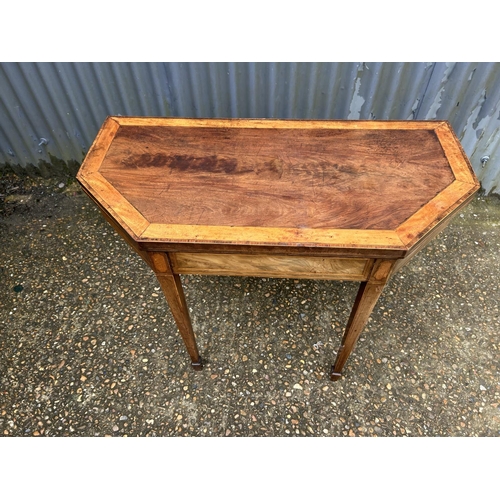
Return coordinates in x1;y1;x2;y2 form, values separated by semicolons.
418;62;500;194
1;62;499;194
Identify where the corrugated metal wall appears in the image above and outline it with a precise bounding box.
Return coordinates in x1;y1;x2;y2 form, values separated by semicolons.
1;62;499;194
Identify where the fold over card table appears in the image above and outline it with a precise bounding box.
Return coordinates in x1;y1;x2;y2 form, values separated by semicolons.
77;117;479;380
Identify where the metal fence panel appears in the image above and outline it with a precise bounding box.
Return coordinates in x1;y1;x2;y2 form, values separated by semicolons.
0;62;499;194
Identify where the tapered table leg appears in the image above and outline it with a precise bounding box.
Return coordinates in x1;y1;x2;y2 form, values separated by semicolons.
149;252;203;370
330;260;395;381
330;281;385;380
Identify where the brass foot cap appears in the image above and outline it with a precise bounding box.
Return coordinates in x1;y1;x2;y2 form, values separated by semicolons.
191;359;203;371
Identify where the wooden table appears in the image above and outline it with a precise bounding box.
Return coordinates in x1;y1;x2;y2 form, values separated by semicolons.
77;117;479;380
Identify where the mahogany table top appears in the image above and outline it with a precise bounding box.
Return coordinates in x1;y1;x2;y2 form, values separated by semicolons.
77;117;479;258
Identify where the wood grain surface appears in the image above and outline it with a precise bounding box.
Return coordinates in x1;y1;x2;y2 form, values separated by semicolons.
77;118;480;256
99;125;455;231
170;252;372;280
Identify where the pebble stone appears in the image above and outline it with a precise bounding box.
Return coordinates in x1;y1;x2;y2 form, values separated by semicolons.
0;174;499;437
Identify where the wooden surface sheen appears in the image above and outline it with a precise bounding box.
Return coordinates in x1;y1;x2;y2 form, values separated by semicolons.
77;117;479;256
100;126;452;230
170;253;371;281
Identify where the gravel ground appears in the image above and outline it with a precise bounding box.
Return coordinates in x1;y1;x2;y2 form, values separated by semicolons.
1;173;499;437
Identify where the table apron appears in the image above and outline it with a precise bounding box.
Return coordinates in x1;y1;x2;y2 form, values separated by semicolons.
169;252;373;281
